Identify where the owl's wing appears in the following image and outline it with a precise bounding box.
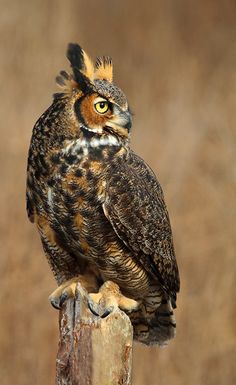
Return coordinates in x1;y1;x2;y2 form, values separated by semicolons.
26;162;35;223
103;151;180;297
26;189;35;223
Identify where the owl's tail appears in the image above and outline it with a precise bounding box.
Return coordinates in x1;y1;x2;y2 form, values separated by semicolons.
151;297;176;346
132;296;177;346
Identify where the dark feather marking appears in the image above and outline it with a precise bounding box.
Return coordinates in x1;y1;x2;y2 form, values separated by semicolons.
66;43;93;92
67;43;84;71
74;169;83;178
95;56;112;68
64;153;78;165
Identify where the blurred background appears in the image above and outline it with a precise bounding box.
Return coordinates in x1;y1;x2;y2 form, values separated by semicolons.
0;1;235;384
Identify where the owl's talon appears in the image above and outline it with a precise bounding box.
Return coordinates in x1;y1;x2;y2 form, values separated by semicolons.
59;291;69;306
101;306;114;318
87;297;100;317
49;290;69;309
49;277;84;310
87;281;140;318
87;296;114;318
50;297;62;310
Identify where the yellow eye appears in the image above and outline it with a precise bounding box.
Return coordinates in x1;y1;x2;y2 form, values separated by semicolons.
94;101;109;114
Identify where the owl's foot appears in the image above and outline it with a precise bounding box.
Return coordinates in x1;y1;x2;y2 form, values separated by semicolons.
49;275;97;309
88;280;140;318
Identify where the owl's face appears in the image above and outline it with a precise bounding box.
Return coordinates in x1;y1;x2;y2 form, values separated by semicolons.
74;79;132;138
56;44;132;140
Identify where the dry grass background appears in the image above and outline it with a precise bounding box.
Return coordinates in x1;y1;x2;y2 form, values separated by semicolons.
0;1;236;384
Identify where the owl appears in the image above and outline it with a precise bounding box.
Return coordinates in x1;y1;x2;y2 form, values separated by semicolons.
26;43;180;346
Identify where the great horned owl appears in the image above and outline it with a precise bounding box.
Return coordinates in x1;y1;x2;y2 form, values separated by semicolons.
26;43;180;346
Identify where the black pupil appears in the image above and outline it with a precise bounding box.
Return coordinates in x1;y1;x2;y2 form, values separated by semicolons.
100;102;105;109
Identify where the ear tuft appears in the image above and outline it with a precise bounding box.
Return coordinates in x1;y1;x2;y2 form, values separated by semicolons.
56;44;115;95
56;70;74;87
94;56;113;82
67;43;84;72
66;43;94;84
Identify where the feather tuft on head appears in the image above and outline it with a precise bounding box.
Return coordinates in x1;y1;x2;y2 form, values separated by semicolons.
94;56;113;82
67;43;94;81
63;43;94;93
55;44;114;96
56;70;76;89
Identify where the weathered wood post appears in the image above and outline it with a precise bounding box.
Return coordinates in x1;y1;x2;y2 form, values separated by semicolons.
55;284;133;385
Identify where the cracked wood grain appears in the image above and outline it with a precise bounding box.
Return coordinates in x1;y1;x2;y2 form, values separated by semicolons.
55;284;133;385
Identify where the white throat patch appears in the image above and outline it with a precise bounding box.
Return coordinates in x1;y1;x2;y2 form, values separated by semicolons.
62;133;120;157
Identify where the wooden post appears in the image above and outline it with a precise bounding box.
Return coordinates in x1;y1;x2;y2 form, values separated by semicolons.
55;284;133;385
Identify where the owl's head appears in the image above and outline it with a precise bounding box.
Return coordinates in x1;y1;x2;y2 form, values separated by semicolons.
56;43;132;140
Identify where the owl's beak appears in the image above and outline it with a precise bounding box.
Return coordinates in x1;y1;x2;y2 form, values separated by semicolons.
105;110;132;139
112;109;132;129
121;110;132;131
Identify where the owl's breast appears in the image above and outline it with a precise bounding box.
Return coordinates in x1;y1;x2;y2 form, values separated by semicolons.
45;141;124;261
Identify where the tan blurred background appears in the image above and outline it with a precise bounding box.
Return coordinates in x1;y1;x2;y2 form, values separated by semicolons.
1;1;236;384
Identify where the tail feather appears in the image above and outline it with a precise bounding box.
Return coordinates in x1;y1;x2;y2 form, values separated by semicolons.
132;297;177;346
151;298;176;346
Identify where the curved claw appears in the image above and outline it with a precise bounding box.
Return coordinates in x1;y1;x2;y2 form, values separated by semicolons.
49;278;80;310
100;306;114;318
49;291;69;309
50;298;62;310
87;297;100;316
87;297;114;318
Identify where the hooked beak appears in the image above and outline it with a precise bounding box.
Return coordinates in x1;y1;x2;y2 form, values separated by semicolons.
105;109;132;138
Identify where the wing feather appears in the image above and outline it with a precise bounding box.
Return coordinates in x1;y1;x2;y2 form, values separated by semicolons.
103;151;180;296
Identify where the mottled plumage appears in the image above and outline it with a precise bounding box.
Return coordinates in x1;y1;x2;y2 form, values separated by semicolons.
26;43;180;346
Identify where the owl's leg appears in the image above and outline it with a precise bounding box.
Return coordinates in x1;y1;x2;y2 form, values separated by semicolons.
36;215;99;309
49;274;98;310
88;281;140;318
